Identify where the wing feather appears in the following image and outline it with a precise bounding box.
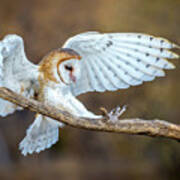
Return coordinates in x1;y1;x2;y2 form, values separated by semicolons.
114;41;178;59
62;32;179;96
93;55;118;91
98;54;128;89
105;49;153;82
108;33;178;49
0;34;39;116
108;48;165;77
102;52;142;86
112;46;175;70
86;57;105;92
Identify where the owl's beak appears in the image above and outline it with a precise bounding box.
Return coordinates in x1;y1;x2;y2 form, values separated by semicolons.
70;72;76;83
55;48;81;84
39;48;81;84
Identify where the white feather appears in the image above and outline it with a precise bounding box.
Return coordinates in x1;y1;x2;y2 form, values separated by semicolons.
86;57;106;92
62;31;179;96
108;33;178;49
19;115;62;156
97;55;125;89
105;49;153;82
114;41;178;59
0;32;178;156
108;48;165;77
0;34;39;116
91;54;117;91
112;46;175;70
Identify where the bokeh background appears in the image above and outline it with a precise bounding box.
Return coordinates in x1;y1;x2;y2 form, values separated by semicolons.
0;0;179;179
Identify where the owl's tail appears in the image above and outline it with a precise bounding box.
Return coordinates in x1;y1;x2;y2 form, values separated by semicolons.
19;114;64;156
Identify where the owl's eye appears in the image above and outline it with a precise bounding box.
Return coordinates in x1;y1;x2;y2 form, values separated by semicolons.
64;65;73;71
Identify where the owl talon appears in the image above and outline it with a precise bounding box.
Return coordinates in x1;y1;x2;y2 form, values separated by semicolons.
100;105;127;122
108;105;127;122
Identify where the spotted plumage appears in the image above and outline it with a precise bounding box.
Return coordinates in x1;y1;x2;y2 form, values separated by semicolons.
0;31;179;155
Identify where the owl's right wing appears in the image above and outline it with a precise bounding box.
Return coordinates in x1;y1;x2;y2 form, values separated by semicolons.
63;32;179;96
0;34;39;116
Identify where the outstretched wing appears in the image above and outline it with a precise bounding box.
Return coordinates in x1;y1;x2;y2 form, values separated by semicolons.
63;32;179;96
0;34;39;116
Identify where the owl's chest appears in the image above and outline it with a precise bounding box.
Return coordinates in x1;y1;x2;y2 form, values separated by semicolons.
41;84;76;113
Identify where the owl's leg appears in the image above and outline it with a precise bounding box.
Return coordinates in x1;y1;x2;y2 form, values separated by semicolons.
19;114;63;156
69;96;102;119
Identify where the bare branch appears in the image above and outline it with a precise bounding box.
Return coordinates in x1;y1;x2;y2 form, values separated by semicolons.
0;87;180;141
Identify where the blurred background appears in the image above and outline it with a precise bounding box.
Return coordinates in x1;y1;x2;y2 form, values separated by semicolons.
0;0;179;179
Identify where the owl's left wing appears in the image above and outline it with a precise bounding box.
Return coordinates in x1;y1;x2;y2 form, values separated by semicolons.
63;31;179;96
0;34;39;116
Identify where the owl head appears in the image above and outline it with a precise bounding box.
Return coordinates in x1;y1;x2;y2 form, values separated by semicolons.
39;48;81;85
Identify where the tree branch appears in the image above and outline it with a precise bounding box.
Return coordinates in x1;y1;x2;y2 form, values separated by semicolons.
0;87;180;141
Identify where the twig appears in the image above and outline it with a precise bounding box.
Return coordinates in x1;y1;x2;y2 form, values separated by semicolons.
0;87;180;141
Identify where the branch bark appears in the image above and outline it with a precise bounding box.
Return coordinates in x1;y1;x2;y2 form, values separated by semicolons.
0;87;180;141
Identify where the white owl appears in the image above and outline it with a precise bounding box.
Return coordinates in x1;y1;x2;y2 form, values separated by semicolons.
0;32;179;155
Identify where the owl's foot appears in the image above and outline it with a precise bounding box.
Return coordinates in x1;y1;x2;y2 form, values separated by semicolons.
100;105;127;122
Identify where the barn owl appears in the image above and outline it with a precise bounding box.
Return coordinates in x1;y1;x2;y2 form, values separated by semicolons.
0;32;179;155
